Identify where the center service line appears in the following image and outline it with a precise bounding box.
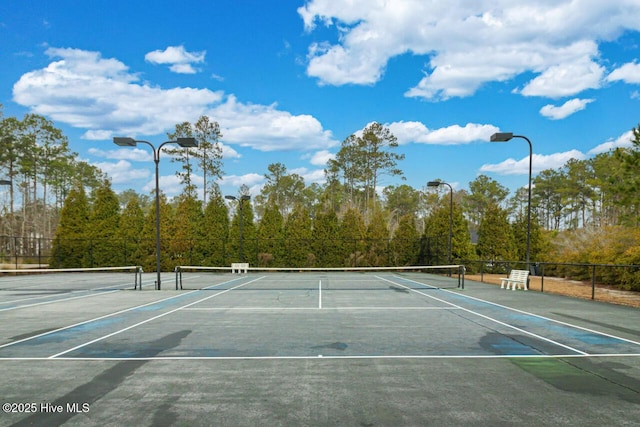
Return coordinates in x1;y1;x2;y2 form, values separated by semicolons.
48;276;267;359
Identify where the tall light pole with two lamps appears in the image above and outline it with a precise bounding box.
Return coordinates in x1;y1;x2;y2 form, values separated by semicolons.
490;132;533;272
427;180;453;265
113;136;198;290
225;194;251;263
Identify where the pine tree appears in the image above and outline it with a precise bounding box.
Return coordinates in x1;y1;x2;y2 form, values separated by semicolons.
85;179;121;267
283;204;313;267
451;203;475;262
424;202;451;264
340;207;366;266
365;209;390;266
228;191;255;263
117;195;145;266
476;203;516;264
391;214;420;266
312;209;342;267
257;200;284;266
135;192;175;272
170;194;204;268
512;211;544;263
201;187;229;266
50;182;90;268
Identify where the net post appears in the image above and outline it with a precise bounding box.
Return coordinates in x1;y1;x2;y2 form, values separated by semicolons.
458;265;465;289
175;266;182;290
135;266;143;290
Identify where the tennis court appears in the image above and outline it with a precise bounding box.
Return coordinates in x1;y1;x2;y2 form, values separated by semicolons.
0;267;639;425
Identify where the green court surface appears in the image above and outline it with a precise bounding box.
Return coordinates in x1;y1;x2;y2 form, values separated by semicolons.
0;271;638;426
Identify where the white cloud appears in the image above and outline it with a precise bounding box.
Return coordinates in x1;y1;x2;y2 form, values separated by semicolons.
386;121;499;145
13;47;221;138
307;150;334;166
93;160;150;184
588;130;634;155
298;1;640;99
518;57;604;98
88;147;152;162
290;167;326;184
480;150;586;175
144;174;183;196
219;173;264;188
220;143;241;160
539;98;594;120
12;47;337;153
145;45;206;74
83;130;113;140
208;95;337;151
607;61;640;84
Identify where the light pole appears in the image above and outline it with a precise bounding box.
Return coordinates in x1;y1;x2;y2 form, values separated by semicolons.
427;180;453;264
490;132;533;272
225;194;251;263
113;136;197;290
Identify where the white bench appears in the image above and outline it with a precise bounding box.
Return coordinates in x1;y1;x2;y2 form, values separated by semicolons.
500;269;529;290
231;263;249;274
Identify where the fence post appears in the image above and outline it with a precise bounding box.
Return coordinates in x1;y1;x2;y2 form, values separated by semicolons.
14;236;18;269
591;264;596;300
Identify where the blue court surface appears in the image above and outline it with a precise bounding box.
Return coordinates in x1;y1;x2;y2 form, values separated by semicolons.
0;270;639;426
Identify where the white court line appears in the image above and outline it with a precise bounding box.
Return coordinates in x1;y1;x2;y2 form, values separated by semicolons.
0;280;157;312
0;290;120;312
394;274;640;349
0;275;250;350
183;306;460;311
376;275;589;355
48;276;267;359
0;291;199;350
2;353;640;361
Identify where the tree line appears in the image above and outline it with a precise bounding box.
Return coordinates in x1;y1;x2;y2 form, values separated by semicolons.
2;106;640;288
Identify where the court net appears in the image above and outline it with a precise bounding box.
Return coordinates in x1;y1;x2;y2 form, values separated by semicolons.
0;266;144;292
174;264;465;291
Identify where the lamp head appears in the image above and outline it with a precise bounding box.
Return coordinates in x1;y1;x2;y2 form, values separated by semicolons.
240;195;251;201
427;181;441;187
224;195;236;201
113;137;137;147
176;137;198;148
490;132;514;142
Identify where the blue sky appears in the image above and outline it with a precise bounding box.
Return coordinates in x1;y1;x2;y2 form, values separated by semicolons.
2;0;640;200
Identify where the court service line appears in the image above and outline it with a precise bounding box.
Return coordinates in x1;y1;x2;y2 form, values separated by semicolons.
375;275;589;356
48;276;267;359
